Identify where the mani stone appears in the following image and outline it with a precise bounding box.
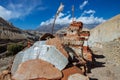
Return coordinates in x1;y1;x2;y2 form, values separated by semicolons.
12;59;62;80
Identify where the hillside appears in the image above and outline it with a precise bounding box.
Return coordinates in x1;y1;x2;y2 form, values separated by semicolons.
0;17;42;42
0;17;41;55
0;17;26;40
88;14;120;46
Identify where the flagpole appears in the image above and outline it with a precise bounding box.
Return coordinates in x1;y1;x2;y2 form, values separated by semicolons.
52;14;57;34
51;3;64;34
72;5;74;22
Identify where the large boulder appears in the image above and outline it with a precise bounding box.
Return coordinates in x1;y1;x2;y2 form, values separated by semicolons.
11;41;68;75
12;59;62;80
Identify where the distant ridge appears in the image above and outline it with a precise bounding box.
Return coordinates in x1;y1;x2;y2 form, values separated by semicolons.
88;14;120;46
37;23;98;33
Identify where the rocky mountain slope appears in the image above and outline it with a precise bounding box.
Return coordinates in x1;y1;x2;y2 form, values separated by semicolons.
0;17;41;42
0;17;26;40
0;17;41;55
88;14;120;46
36;24;68;33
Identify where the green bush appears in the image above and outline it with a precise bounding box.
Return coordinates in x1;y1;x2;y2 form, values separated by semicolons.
0;45;7;53
7;43;24;55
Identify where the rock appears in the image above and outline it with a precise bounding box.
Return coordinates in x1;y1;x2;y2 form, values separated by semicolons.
83;51;92;61
68;73;89;80
0;72;2;78
46;37;69;58
0;70;11;80
31;78;48;80
11;41;68;74
12;59;62;80
61;66;83;80
2;70;9;75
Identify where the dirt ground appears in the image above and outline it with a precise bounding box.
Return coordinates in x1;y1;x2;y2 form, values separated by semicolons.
88;40;120;80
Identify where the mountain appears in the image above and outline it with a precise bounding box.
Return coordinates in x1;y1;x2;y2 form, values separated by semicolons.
36;24;68;33
0;17;26;40
0;17;43;55
0;17;41;43
88;14;120;46
37;23;98;33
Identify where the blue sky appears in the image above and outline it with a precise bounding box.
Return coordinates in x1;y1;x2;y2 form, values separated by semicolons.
0;0;120;30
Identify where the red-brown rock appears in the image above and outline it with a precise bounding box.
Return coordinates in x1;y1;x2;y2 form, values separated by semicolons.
12;59;62;80
61;66;83;80
68;73;89;80
83;46;88;53
46;37;69;58
30;78;48;80
83;51;92;61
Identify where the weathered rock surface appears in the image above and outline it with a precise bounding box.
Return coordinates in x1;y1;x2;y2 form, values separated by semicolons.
46;37;69;58
61;66;83;80
11;41;68;74
12;59;62;80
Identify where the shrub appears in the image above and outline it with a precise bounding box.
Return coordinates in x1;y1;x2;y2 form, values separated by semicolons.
7;43;24;55
0;45;7;53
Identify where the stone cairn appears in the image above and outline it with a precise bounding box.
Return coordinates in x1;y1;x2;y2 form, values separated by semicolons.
62;21;92;62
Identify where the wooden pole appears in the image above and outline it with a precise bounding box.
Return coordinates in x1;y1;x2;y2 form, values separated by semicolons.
52;14;57;34
72;5;74;22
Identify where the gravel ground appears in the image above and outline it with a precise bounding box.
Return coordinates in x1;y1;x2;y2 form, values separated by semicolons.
88;40;120;80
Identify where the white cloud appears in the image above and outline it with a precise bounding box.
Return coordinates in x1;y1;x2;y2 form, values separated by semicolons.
40;13;72;26
40;12;106;26
0;5;29;20
80;0;88;10
0;0;45;20
77;16;106;24
84;10;95;14
0;6;12;20
81;9;96;16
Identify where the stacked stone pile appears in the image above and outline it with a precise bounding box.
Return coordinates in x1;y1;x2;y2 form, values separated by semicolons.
62;21;92;62
0;21;91;80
